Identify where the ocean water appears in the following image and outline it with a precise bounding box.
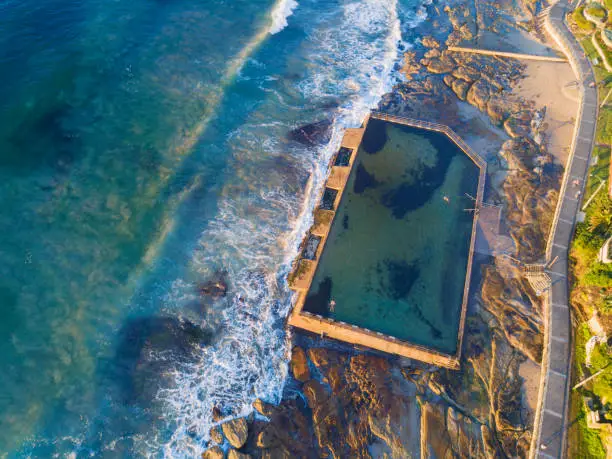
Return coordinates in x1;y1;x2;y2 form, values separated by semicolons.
303;120;481;354
0;0;430;455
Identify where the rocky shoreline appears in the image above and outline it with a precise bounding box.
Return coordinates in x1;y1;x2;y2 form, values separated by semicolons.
202;0;572;456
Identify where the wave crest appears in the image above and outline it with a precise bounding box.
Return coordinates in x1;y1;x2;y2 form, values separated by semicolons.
269;0;298;34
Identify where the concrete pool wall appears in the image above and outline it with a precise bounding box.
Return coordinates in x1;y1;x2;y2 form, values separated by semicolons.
287;112;486;369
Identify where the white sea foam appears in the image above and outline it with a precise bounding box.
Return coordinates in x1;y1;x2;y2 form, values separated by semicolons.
157;0;430;456
269;0;298;34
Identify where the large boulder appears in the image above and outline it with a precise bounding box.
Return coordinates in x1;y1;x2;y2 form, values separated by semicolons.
466;79;493;111
425;54;456;74
252;398;275;417
228;450;251;459
421;35;440;48
290;346;311;382
210;426;224;445
202;446;224;459
452;79;471;101
401;51;421;80
288;120;332;146
452;66;480;83
257;425;281;448
221;418;249;449
486;98;509;126
504;112;532;138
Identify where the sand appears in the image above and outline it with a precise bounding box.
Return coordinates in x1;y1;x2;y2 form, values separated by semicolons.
515;60;579;165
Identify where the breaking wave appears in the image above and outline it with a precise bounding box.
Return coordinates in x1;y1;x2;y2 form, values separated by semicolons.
269;0;298;34
156;0;430;456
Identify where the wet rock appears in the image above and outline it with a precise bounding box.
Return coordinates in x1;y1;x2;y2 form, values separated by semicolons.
486;98;508;125
260;447;292;459
199;272;228;299
481;425;498;458
221;418;249;449
451;79;471;101
288;119;333;146
443;74;456;87
466;79;493;112
227;450;250;459
504;112;532;138
424;48;441;59
401;51;421;80
202;446;224;459
210;426;224;445
212;406;223;422
290;346;311;382
422;35;440;48
425;54;456;74
452;66;480;83
257;425;280;448
112;316;211;406
252;398;275;418
499;138;539;173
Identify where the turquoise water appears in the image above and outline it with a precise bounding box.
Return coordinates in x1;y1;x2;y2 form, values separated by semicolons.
0;0;430;455
304;119;481;354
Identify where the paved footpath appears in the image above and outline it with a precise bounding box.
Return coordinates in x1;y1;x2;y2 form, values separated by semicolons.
531;1;598;458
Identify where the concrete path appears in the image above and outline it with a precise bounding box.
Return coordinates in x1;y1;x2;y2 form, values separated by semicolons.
447;46;568;62
530;1;598;458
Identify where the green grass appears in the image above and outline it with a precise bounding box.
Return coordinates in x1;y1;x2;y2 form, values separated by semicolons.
596;107;612;144
584;146;610;203
582;36;600;61
569;325;608;458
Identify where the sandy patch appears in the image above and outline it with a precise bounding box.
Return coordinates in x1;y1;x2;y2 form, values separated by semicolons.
519;359;541;418
515;60;579;165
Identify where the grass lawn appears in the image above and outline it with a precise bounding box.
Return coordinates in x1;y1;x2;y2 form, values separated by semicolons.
596;107;612;144
568;324;608;458
584;146;610;204
582;36;599;62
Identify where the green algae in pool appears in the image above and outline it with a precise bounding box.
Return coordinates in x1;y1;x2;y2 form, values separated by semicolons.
303;118;481;355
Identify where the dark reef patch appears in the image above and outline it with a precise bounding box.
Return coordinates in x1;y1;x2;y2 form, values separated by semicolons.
110;316;211;406
381;126;461;219
384;259;419;300
353;163;379;194
2;103;80;172
303;277;333;316
360;117;387;154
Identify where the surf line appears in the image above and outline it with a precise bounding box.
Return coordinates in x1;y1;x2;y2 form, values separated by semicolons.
124;0;299;288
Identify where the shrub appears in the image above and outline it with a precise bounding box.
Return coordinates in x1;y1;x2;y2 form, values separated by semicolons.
574;6;597;31
575;221;606;251
586;3;607;20
584;262;612;287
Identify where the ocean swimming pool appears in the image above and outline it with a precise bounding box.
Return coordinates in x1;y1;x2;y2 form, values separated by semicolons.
300;116;483;356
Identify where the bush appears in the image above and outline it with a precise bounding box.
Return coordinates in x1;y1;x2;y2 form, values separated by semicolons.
574;6;597;31
575;221;606;251
584;262;612;287
586;3;607;20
